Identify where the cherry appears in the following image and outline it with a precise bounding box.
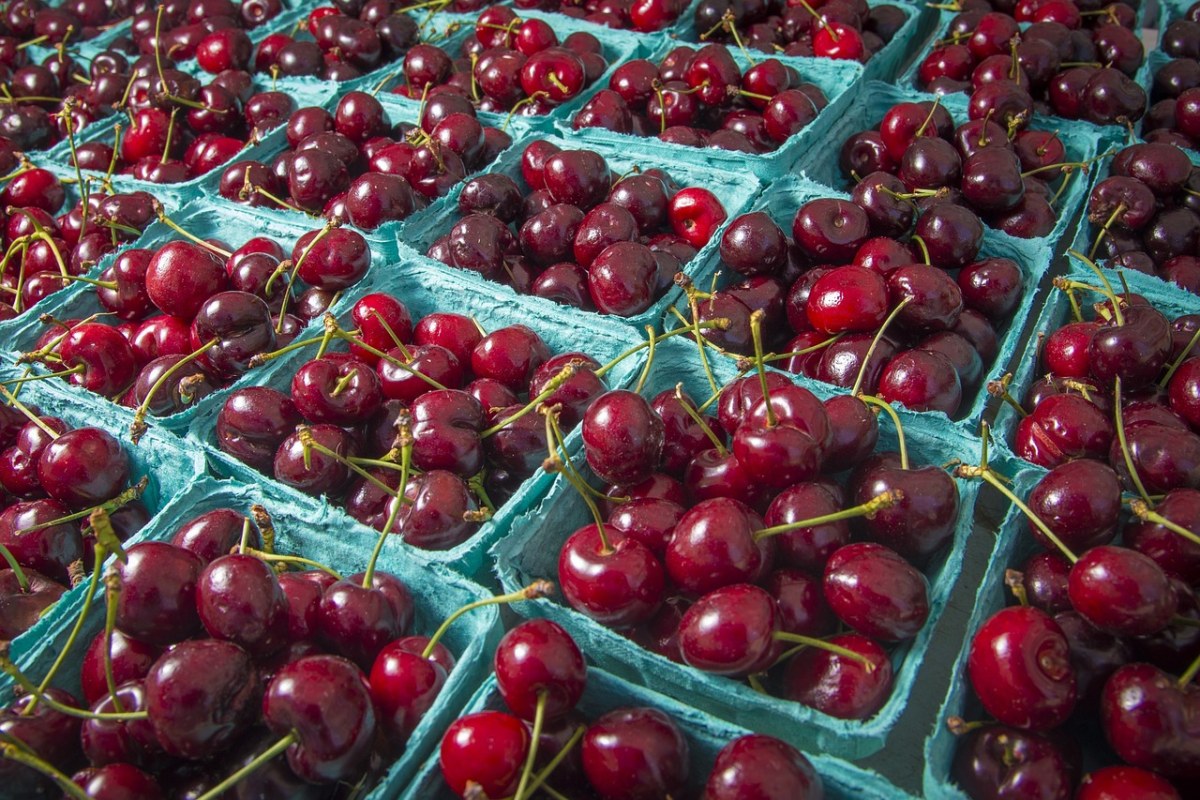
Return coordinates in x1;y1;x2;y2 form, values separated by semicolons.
145;242;229;320
196;552;289;658
440;710;529;798
665;497;773;596
952;724;1075;800
581;707;689;799
559;521;666;628
1077;766;1181;800
677;583;779;677
0;567;65;639
1068;545;1177;637
217;387;302;473
112;542;204;646
1102;662;1200;778
495;618;587;721
704;734;824;799
782;632;893;719
583;390;664;487
1026;459;1121;552
824;542;930;642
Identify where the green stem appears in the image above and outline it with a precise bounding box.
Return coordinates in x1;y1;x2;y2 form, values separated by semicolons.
851;297;912;397
1113;377;1152;505
857;394;909;470
513;693;545;800
421;582;554;660
362;432;411;588
193;732;298;800
754;491;901;541
30;546;105;709
0;544;29;592
772;632;876;671
0;743;91;800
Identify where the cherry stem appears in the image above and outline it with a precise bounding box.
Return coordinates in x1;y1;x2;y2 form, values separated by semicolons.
28;546;105;710
1005;569;1029;606
772;632;875;671
793;0;839;40
634;326;656;395
1159;325;1200;390
0;385;59;437
422;581;554;660
0;543;29;592
369;310;411;359
101;571;123;711
543;407;610;553
330;321;449;391
945;716;986;735
1;364;85;386
0;742;91;800
362;423;412;588
985;373;1027;418
1066;249;1123;325
130;338;219;443
246;549;342;579
684;298;720;397
851;297;912;397
1088;201;1126;261
0;657;147;720
153;203;233;258
753;490;902;541
914;96;941;138
193;731;299;800
273;222;337;326
593;324;721;380
674;383;725;455
15;478;147;535
747;309;777;427
910;234;931;266
956;464;1078;562
481;362;578;438
247;334;326;368
750;333;842;366
513;692;546;800
1113;377;1152;506
856;394;909;470
1129;500;1200;548
1179;650;1200;689
507;723;585;800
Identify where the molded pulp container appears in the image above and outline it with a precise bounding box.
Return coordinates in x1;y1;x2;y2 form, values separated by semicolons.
188;255;650;579
0;473;504;797
672;172;1056;437
394;669;917;799
402;130;764;335
492;335;984;759
0;367;207;674
0;197;354;436
794;80;1106;254
555;37;867;181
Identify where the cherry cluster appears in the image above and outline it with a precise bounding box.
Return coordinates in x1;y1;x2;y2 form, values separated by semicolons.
0;399;146;640
512;0;688;32
1007;275;1200;487
1;0;132;46
915;4;1147;128
841;99;1077;240
1085;141;1200;295
427;139;727;317
381;7;610;119
216;290;612;549
0;502;513;798
249;1;421;82
21;217;369;430
0;168;157;319
119;0;283;71
573;46;831;152
709;183;1016;418
546;363;961;721
439;618;826;798
0;41;105;152
218;91;511;226
693;0;909;63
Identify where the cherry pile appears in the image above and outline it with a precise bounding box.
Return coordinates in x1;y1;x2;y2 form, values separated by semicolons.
426;138;728;317
218;90;511;226
439;618;826;798
1145;1;1200;149
0;395;149;641
572;45;831;152
1004;275;1200;492
1083;141;1200;295
692;0;910;63
379;7;611;119
0;502;515;798
214;289;618;549
533;357;964;722
119;0;286;73
0;0;133;46
705;182;1018;418
0;43;99;153
511;0;689;32
0;169;156;320
18;213;369;430
913;4;1148;127
840;98;1078;240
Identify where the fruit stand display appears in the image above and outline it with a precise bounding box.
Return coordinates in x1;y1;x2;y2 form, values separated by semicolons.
0;0;1198;797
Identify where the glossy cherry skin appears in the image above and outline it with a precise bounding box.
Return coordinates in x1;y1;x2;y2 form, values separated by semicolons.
36;426;130;511
559;523;666;628
369;640;448;747
217;387;302;472
1102;662;1200;779
145;241;229;320
1077;765;1182;800
0;689;84;796
1014;394;1113;468
582;706;689;800
58;323;139;397
145;638;260;759
762;483;851;572
1026;459;1121;552
967;605;1077;731
169;508;250;565
263;654;377;782
492;616;587;723
952;724;1075;800
80;630;162;708
1068;545;1177;637
1125;489;1200;584
677;583;779;677
583;390;665;487
782;633;893;720
273;424;356;497
196;553;289;658
704;734;824;799
317;571;413;671
0;567;65;640
852;458;960;565
664;497;773;596
0;499;82;584
824;542;929;642
440;710;530;799
112;542;204;646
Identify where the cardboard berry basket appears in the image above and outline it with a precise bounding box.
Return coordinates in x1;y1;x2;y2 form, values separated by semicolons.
402;130;764;336
671;172;1055;440
0;366;207;671
920;467;1065;800
794;80;1106;254
989;260;1200;477
0;196;370;436
895;6;1157;114
186;255;651;580
490;335;985;759
393;667;916;799
0;472;504;798
555;37;866;181
345;6;649;134
670;0;935;83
